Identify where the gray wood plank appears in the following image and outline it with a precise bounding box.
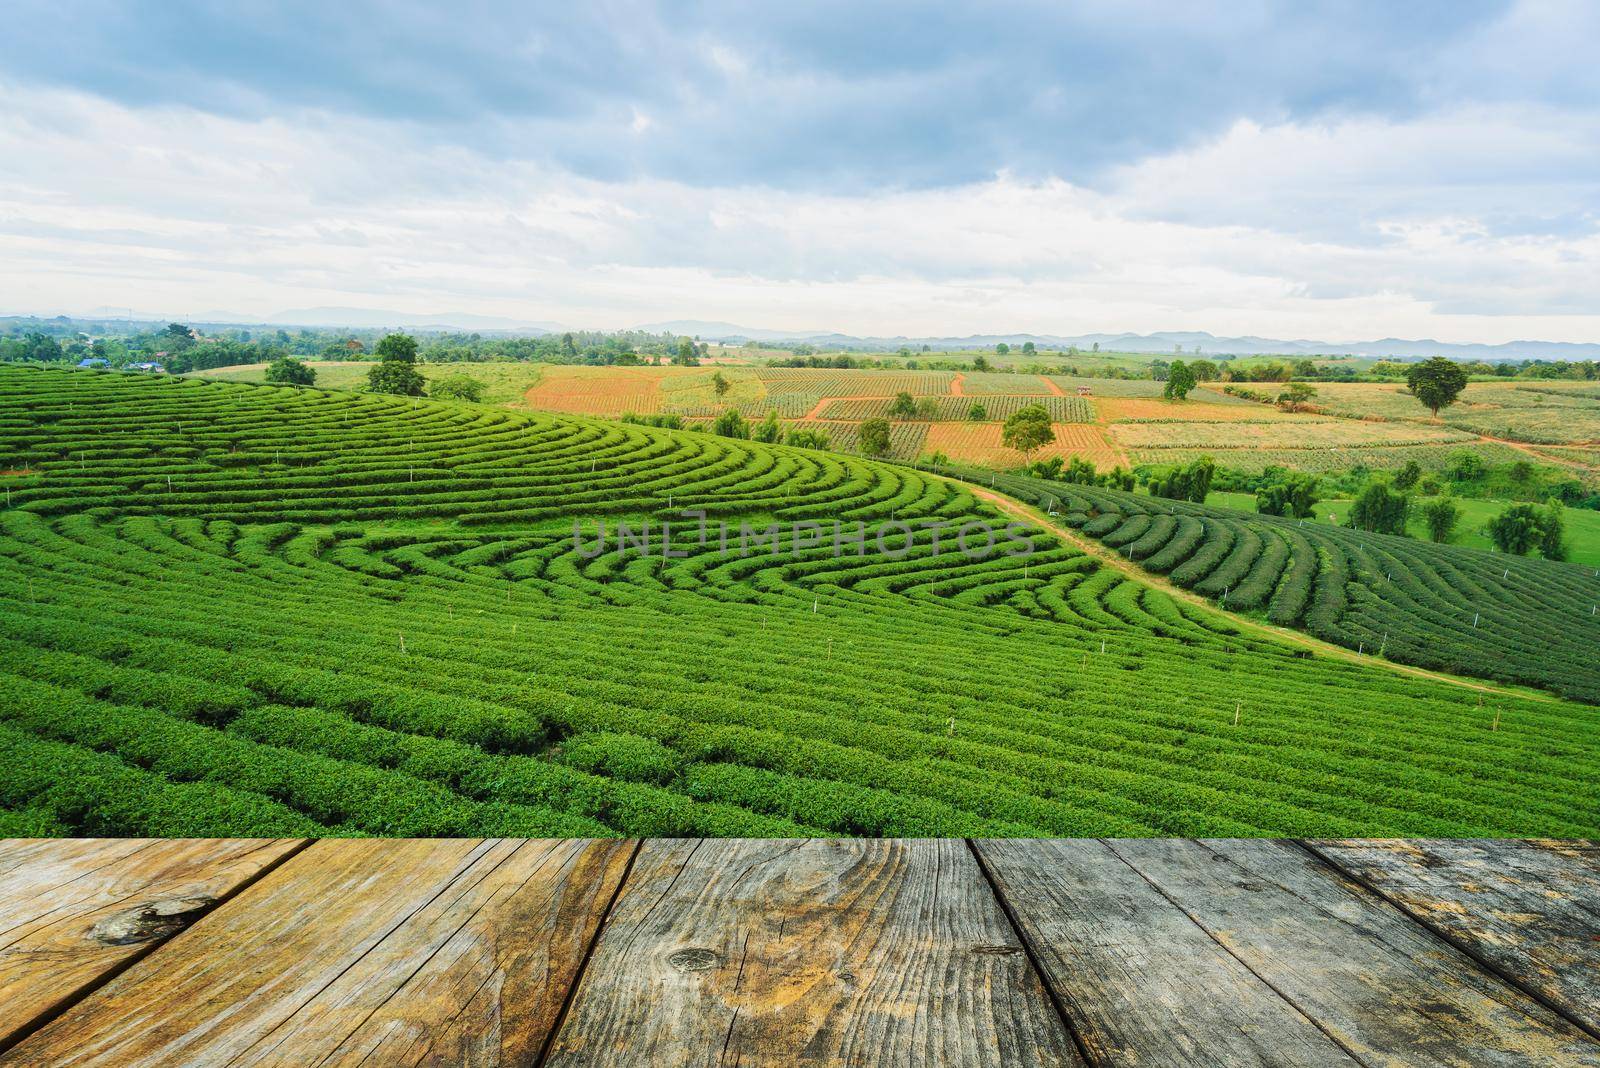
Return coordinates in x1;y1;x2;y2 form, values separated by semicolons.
976;837;1362;1066
544;838;1082;1067
1308;838;1600;1040
1111;839;1600;1066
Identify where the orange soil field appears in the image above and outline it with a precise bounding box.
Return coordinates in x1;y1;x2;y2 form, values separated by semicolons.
522;365;705;416
925;422;1128;467
1094;397;1323;423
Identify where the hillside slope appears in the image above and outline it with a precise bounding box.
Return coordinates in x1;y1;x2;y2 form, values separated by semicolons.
985;470;1600;702
0;365;1596;838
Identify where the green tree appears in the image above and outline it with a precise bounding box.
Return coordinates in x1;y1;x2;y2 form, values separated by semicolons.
1021;341;1035;354
785;427;831;450
1393;460;1422;491
1405;356;1468;417
1486;503;1545;555
858;417;892;456
1421;497;1460;543
672;338;700;366
374;333;419;363
264;356;316;386
1163;360;1197;401
966;402;987;421
1540;500;1567;560
1148;457;1215;503
1276;382;1317;411
1448;451;1484;480
711;408;749;439
887;392;917;418
367;333;425;397
971;354;990;372
995;342;1010;355
712;371;730;398
430;373;485;402
1347;480;1410;535
1001;404;1055;463
1189;359;1219;382
1255;472;1320;518
914;397;938;419
751;409;782;444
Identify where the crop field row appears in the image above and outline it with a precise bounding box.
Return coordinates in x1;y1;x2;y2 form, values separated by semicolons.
780;420;930;461
989;468;1600;703
926;424;1128;468
955;371;1055;395
753;367;956;397
1125;442;1532;475
1311;382;1600;444
818;395;1092;422
1109;419;1476;450
1;365;1596;840
1095;397;1323;423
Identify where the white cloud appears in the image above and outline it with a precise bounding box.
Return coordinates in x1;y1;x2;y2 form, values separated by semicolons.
1;82;1598;342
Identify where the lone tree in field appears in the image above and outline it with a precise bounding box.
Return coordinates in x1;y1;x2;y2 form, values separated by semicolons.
967;401;987;421
1163;360;1197;401
858;417;892;457
367;333;426;397
1002;404;1054;464
264;356;315;387
1405;357;1468;417
712;371;730;398
887;392;917;418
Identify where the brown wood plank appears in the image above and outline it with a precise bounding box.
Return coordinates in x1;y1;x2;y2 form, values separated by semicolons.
1308;838;1600;1040
0;837;633;1068
976;837;1362;1066
1111;839;1599;1066
544;838;1081;1067
0;838;306;1054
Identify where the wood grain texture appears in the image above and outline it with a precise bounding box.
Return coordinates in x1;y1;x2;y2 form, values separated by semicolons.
976;837;1361;1066
544;838;1081;1067
0;838;305;1053
0;837;633;1068
1308;838;1600;1040
1111;839;1600;1067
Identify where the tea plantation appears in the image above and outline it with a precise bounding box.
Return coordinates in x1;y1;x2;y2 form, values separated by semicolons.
988;470;1600;703
1;365;1597;838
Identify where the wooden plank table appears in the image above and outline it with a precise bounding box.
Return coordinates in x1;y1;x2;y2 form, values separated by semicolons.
0;838;1596;1066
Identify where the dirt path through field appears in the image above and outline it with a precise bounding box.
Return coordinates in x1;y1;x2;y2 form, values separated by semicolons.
965;481;1558;705
950;373;966;397
1039;375;1066;397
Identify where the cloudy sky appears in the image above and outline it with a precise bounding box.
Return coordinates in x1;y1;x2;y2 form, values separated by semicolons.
2;0;1597;341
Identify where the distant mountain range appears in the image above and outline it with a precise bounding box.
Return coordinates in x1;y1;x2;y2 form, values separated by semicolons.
646;325;1600;362
10;309;1599;361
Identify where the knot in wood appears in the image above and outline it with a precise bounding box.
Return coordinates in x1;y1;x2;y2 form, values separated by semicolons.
91;896;215;946
666;947;719;972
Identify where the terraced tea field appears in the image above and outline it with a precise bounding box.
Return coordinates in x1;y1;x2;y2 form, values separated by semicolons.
989;468;1600;702
1;365;1597;840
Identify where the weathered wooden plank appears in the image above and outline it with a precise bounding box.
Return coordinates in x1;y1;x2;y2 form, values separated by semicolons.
1113;839;1600;1066
0;838;305;1054
544;838;1081;1067
976;837;1362;1066
1308;838;1600;1040
1;838;634;1068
